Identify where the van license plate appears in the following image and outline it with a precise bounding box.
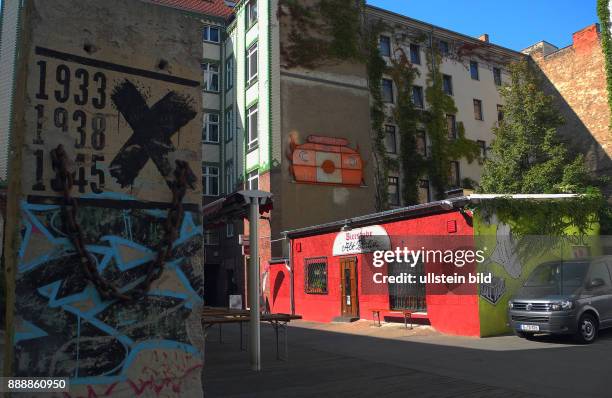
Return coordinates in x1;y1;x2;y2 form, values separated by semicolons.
520;324;539;332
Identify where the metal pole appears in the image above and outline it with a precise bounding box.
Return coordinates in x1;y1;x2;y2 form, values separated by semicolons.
249;197;261;371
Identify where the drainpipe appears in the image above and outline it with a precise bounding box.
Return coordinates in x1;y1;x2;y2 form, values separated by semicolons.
248;196;260;371
285;232;295;315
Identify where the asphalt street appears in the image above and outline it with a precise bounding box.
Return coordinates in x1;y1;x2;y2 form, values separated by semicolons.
204;320;611;398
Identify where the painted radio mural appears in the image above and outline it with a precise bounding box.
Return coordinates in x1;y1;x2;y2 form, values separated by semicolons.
12;39;204;396
288;135;364;186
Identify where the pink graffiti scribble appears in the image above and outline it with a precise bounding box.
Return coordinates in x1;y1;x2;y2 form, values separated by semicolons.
62;364;203;398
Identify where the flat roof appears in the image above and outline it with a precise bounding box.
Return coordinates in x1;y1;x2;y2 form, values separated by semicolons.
283;194;581;239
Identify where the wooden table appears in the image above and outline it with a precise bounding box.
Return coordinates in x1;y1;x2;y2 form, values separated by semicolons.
201;307;302;361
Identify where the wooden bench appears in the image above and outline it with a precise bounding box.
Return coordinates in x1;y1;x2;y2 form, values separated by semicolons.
371;309;413;329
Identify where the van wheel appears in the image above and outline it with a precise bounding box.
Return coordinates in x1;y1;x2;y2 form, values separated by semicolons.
575;314;598;344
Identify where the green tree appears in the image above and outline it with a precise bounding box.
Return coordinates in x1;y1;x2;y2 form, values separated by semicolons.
479;59;591;194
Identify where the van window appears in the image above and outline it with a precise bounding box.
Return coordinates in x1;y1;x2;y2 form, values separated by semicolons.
524;262;588;294
589;262;612;287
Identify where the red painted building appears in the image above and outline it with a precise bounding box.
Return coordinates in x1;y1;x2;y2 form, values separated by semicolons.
267;198;482;337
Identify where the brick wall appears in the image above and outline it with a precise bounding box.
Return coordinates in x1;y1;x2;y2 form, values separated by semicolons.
525;24;612;196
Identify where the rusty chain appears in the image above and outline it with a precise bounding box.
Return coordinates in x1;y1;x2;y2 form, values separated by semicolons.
50;144;195;302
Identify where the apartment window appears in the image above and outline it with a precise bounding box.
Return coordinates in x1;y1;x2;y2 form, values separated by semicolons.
493;67;502;86
446;114;457;139
385;125;397;153
203;113;220;143
226;161;235;193
247;170;259;190
473;99;483;120
439;40;449;56
225;108;233;141
470;61;479;80
202;165;220;196
410;44;421;65
388;176;400;206
248;0;258;26
225;57;234;90
442;74;453;96
247;104;258;150
419;179;430;203
305;257;328;294
226;222;235;238
202;63;219;92
497;104;504;122
412;85;424;108
203;26;220;43
449;161;460;187
379;35;391;57
247;42;258;85
417;130;427;157
477;140;487;158
204;229;220;245
382;79;394;103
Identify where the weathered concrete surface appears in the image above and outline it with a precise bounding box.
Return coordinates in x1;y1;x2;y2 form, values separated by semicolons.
204;321;611;397
3;0;204;396
526;25;612;197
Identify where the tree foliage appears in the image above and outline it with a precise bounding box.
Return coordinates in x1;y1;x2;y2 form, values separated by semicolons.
479;59;591;194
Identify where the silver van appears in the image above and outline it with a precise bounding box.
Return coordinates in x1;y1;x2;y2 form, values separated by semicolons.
508;256;612;343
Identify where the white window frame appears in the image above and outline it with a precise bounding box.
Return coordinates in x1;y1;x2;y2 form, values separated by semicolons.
203;113;220;143
247;104;258;150
388;176;400;206
226;223;235;238
202;63;220;92
379;35;391;57
384;125;397;154
202;165;220;196
247;42;258;85
203;26;220;43
247;170;259;190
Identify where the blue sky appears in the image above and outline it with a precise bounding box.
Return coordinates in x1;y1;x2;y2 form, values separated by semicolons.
367;0;599;51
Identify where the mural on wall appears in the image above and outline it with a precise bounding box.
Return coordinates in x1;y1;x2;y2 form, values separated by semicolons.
5;1;206;395
287;134;364;186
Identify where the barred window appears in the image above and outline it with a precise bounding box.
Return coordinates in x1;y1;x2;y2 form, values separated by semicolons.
305;257;328;294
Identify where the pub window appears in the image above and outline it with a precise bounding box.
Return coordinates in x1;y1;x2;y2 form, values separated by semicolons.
382;78;394;103
388;176;400;206
305;257;328;294
412;85;424;108
379;35;391;57
473;99;483;120
385;125;397;153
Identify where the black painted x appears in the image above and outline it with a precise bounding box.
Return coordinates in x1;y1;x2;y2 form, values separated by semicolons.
109;80;197;188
